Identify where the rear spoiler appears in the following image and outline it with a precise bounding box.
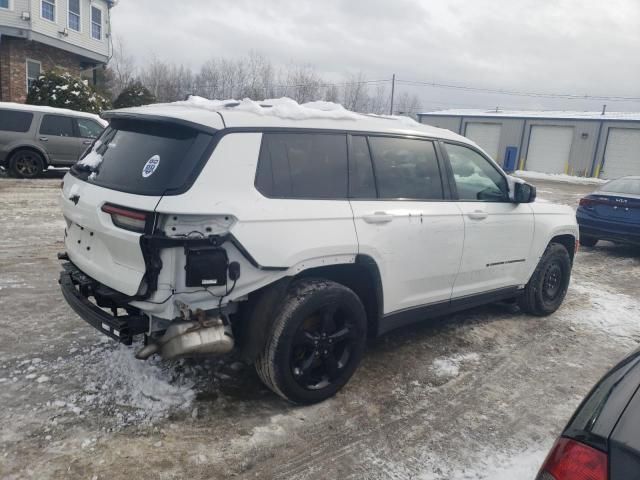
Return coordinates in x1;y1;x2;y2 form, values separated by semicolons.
101;111;220;135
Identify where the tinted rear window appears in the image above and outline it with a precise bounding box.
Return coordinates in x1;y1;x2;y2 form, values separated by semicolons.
600;178;640;195
255;133;348;199
74;119;214;196
0;110;33;133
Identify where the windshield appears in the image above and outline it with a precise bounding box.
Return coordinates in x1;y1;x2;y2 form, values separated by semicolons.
72;118;214;196
600;178;640;195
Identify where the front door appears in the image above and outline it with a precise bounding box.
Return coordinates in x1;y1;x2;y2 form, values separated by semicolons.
348;135;464;315
443;142;535;298
38;114;84;165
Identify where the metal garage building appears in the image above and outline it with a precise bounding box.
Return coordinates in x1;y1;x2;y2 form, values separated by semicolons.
417;110;640;179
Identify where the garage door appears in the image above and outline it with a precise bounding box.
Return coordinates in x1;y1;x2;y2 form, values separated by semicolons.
526;126;574;174
600;128;640;179
465;123;501;160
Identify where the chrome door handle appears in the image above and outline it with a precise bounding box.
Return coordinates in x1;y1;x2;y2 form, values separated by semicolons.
39;137;49;142
82;140;93;145
467;210;488;220
363;212;393;224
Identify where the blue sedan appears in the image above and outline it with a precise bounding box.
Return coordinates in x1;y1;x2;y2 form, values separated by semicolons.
576;176;640;247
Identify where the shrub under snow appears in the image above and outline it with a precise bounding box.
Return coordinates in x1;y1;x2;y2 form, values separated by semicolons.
113;81;156;109
26;70;110;114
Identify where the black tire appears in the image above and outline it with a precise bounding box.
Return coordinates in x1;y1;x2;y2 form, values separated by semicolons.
255;279;367;404
518;243;572;316
579;236;598;248
9;149;45;178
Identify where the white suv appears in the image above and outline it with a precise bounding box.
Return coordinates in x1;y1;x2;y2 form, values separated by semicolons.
58;98;578;404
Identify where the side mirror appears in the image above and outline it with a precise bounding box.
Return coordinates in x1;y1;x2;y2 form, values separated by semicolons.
513;182;537;203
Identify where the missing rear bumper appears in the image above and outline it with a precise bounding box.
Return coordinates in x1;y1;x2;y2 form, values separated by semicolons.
58;262;148;345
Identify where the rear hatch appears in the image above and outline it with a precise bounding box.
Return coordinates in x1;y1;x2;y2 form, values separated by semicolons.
61;116;217;296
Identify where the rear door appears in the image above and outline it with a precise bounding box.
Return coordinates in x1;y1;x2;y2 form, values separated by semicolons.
62;118;217;296
348;135;464;316
443;142;534;297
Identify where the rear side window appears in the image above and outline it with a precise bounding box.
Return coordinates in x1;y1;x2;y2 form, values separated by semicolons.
40;115;75;137
600;178;640;195
368;136;443;200
74;119;214;196
0;110;33;133
255;133;348;199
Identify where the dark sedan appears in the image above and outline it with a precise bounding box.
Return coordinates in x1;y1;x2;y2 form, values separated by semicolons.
576;176;640;247
536;347;640;480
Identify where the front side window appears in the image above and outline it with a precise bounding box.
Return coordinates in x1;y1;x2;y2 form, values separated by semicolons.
446;143;508;202
40;115;75;137
26;60;41;91
368;136;443;200
91;6;102;39
76;118;104;139
255;133;348;199
68;0;80;31
41;0;55;21
0;110;33;132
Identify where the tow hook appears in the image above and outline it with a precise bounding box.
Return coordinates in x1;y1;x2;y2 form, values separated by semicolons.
135;303;234;360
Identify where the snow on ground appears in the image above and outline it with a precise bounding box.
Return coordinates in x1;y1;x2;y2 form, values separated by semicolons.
513;170;606;185
431;353;481;378
564;281;640;342
440;447;548;480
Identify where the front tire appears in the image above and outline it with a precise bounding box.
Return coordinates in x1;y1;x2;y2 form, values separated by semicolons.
255;279;367;404
518;243;572;316
10;149;45;178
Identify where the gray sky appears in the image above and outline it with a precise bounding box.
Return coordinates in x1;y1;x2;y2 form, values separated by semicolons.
111;0;640;112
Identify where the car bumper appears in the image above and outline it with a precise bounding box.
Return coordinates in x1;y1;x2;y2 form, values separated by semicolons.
58;260;148;344
579;225;640;246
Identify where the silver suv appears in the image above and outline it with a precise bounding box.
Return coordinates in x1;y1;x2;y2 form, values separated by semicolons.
0;102;107;178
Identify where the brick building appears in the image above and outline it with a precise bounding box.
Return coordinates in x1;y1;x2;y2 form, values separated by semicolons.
0;0;113;103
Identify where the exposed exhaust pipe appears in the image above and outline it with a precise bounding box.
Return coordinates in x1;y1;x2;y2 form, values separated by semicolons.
136;313;234;360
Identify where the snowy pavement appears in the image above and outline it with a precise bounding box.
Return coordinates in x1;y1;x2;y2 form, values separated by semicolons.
1;173;639;479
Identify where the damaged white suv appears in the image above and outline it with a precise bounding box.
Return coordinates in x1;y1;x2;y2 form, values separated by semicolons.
59;98;578;404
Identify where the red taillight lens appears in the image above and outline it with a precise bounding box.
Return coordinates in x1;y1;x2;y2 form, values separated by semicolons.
537;438;607;480
579;198;596;207
101;203;149;233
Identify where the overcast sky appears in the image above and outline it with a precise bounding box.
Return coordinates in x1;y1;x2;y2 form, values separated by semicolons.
111;0;640;112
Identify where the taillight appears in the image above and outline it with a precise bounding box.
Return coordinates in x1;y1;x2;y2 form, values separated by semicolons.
537;437;607;480
579;198;595;207
101;203;149;233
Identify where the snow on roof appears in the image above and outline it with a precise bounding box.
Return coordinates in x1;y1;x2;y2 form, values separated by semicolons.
419;108;640;121
108;97;468;142
0;102;107;125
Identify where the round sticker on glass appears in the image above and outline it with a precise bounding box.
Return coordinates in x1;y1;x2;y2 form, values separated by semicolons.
142;155;160;178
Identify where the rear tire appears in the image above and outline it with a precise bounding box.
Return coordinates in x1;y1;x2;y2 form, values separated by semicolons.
518;243;572;316
579;236;598;248
255;279;367;404
10;149;45;178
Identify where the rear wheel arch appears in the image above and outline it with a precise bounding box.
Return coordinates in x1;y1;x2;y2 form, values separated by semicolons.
234;256;383;363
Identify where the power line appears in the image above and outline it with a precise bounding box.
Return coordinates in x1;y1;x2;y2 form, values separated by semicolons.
396;79;640;103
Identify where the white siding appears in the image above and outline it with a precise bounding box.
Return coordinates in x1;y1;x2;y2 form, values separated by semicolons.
600;129;640;179
0;0;30;28
526;126;574;174
464;123;501;160
25;0;109;58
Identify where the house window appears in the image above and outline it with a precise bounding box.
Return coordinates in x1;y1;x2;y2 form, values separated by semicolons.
68;0;80;31
41;0;55;21
26;60;41;91
0;0;11;11
91;6;102;40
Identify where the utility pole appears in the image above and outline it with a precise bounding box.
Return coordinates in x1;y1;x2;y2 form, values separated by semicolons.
389;73;395;115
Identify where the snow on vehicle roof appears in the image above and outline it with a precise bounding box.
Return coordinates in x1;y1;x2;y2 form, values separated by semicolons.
0;101;107;126
419;108;640;121
107;97;468;142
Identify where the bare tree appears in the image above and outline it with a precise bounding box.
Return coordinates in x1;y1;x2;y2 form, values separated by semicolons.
342;71;369;112
106;37;136;99
282;65;321;103
394;91;421;118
